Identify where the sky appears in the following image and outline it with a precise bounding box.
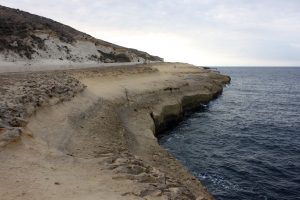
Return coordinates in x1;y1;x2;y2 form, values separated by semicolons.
2;0;300;66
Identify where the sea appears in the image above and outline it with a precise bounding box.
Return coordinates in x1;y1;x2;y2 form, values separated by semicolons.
157;67;300;200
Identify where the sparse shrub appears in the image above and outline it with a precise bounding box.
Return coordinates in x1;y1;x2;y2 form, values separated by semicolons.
30;35;45;49
30;34;43;43
88;54;102;62
57;45;62;52
116;53;131;62
24;51;31;59
44;23;51;28
128;48;163;61
63;45;70;54
97;50;116;62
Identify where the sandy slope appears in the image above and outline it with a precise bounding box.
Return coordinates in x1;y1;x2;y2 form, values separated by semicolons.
0;63;230;200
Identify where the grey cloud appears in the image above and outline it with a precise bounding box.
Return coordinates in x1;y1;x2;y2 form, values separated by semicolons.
1;0;300;65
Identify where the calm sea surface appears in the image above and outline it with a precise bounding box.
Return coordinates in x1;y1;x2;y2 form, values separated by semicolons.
158;67;300;200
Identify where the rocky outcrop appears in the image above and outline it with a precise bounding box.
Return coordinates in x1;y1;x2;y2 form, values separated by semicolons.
114;64;230;199
0;63;230;199
0;65;156;147
0;72;86;127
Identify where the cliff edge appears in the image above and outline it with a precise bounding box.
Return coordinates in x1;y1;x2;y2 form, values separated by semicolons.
0;63;230;199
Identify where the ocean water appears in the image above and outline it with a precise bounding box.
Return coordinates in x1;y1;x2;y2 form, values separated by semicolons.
158;67;300;200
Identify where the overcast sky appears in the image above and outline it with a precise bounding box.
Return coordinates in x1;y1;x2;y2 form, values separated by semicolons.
2;0;300;66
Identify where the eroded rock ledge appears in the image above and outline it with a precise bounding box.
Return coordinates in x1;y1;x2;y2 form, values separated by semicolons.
0;63;230;200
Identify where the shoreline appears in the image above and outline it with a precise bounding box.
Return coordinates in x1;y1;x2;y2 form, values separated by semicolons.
0;63;230;199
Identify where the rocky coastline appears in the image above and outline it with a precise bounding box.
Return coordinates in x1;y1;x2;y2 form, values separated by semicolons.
0;63;230;200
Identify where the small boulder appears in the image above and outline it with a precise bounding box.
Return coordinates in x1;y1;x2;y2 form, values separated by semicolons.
104;58;114;63
0;128;21;147
10;117;29;127
0;119;10;129
169;187;184;199
196;196;208;200
11;41;18;47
